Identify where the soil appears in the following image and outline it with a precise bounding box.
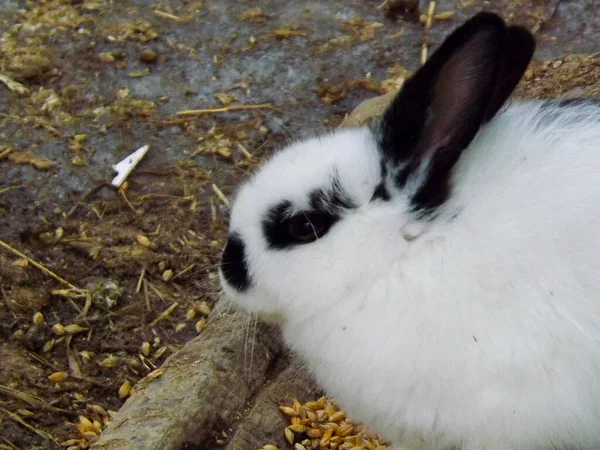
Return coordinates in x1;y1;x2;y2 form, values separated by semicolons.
0;1;599;449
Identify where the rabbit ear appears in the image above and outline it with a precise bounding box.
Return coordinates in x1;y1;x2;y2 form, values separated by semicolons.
378;13;532;214
483;25;536;122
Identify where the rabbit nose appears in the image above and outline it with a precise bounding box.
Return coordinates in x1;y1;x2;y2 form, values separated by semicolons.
220;233;251;292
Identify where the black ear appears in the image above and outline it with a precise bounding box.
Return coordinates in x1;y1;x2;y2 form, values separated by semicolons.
377;12;534;214
483;26;536;122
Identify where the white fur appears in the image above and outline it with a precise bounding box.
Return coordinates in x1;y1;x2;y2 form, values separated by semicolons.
221;101;600;450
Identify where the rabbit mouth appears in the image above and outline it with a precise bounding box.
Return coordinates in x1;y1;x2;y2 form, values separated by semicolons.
218;266;286;323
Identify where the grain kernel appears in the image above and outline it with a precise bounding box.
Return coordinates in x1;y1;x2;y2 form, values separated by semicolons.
140;342;151;356
33;312;44;325
329;411;346;422
118;380;131;399
136;235;151;247
279;405;299;416
284;427;294;444
48;371;68;383
306;428;322;438
195;318;206;333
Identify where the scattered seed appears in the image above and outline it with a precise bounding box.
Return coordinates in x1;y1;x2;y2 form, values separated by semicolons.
98;355;119;368
266;397;388;449
279;405;299;417
43;339;56;353
320;428;333;447
195;318;206;333
118;380;131;399
99;52;115;63
63;324;88;334
136;234;151;247
175;323;187;332
33;312;44;325
88;404;108;416
195;301;211;316
140;342;151;356
284;427;294;444
13;258;28;267
82;430;98;440
154;345;167;358
49;371;69;383
148;368;164;379
78;416;94;432
307;428;323;438
162;269;174;281
329;411;346;422
92;419;103;433
52;323;65;335
185;308;196;320
80;350;94;362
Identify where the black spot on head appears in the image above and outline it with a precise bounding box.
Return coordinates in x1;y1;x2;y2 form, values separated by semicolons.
263;177;356;250
221;233;250;292
263;200;341;250
309;176;356;211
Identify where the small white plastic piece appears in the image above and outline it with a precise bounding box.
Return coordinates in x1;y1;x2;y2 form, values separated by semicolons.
111;145;150;188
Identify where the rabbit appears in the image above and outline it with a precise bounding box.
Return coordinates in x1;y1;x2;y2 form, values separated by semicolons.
219;11;600;450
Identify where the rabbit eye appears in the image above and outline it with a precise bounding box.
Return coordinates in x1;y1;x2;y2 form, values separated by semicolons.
263;201;341;249
286;212;335;244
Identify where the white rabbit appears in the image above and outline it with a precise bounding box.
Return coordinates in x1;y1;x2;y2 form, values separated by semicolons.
219;12;600;450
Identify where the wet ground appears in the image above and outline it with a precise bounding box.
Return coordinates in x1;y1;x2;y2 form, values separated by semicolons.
1;0;599;449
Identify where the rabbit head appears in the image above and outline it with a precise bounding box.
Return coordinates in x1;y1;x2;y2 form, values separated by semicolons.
219;12;535;325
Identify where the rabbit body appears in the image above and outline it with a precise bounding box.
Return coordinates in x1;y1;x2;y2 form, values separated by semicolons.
279;101;600;450
219;13;600;450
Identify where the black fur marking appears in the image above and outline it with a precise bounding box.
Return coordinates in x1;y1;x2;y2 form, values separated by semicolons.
410;147;463;215
537;99;600;128
374;12;533;215
371;182;391;202
394;166;411;189
263;200;340;249
263;177;355;249
309;177;356;211
370;160;391;202
482;25;536;122
549;98;600;108
221;232;251;292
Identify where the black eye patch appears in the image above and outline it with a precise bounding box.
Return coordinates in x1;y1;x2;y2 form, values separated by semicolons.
262;201;340;250
262;176;356;250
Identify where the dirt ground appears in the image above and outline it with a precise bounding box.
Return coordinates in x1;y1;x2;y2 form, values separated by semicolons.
1;1;600;449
